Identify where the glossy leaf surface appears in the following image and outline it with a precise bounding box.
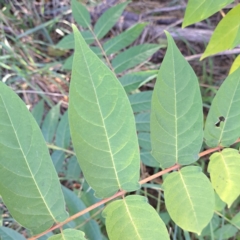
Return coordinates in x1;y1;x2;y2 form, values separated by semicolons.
103;23;147;55
204;68;240;147
94;2;129;39
71;0;90;28
112;44;161;74
208;148;240;207
201;4;240;59
48;229;85;240
0;82;68;234
183;0;233;27
163;166;214;234
69;26;140;198
151;32;203;168
102;195;170;240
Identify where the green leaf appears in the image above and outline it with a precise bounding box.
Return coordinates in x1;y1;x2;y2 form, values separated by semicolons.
214;191;226;211
214;224;238;239
71;0;90;28
201;4;240;59
94;2;129;39
103;22;147;55
204;68;240;147
140;151;159;167
138;132;151;150
182;0;233;27
102;195;170;240
48;229;85;240
31;99;44;126
56;31;94;49
151;32;203;168
112;44;162;74
51;150;65;173
163;166;215;235
119;70;157;93
63;55;73;70
65;156;81;180
55;110;70;148
0;82;68;234
42;103;60;143
0;227;26;240
229;54;240;74
69;25;140;198
201;215;220;237
129;91;152;113
135;112;150;132
62;186;102;240
208;148;240;207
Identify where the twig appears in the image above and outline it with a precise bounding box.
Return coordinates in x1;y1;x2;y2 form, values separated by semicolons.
28;139;240;239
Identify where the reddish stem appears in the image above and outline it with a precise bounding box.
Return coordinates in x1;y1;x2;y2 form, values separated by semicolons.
29;139;240;239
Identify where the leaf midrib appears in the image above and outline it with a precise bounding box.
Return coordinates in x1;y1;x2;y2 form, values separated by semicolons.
78;43;122;190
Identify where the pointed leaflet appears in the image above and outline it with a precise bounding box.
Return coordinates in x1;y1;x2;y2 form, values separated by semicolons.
182;0;233;27
0;82;68;234
112;44;162;74
103;23;147;55
208;148;240;207
102;195;170;240
71;0;90;28
204;68;240;147
48;229;85;240
151;32;203;168
94;2;129;39
69;26;140;198
201;4;240;59
163;166;214;235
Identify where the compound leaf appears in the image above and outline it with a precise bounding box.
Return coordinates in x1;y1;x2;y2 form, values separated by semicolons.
183;0;233;27
201;4;240;59
69;25;140;198
204;68;240;147
112;44;161;74
208;148;240;207
103;22;147;55
94;2;129;39
48;229;85;240
0;227;26;240
102;195;170;240
71;0;90;28
151;32;203;168
0;82;68;234
163;166;214;235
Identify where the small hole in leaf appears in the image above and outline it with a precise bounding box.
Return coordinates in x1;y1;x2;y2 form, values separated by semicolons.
215;116;225;127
